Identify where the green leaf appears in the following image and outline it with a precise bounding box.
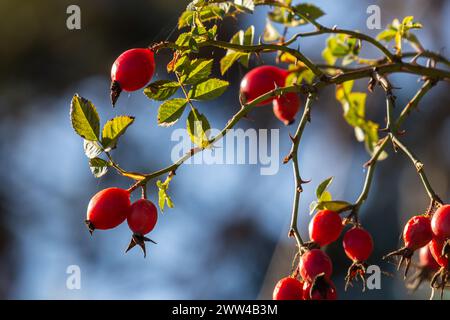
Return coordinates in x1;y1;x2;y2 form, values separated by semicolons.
293;3;325;23
83;140;103;159
319;191;332;202
220;52;244;75
157;98;187;127
316;177;333;198
189;78;229;100
320;200;353;212
157;176;174;212
188;37;199;52
239;26;254;67
89;157;109;178
309;200;319;215
175;33;192;47
174;55;190;72
144;80;180;101
183;59;213;85
233;0;255;13
220;25;254;73
70;94;100;141
101;116;135;150
178;5;226;29
322;47;337;65
187;109;211;148
376;29;397;42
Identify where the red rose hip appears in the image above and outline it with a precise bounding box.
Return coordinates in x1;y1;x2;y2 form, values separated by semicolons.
127;199;158;235
110;48;156;105
431;204;450;240
309;210;343;247
429;238;448;268
272;92;301;125
272;277;304;300
85;187;131;233
343;227;373;262
126;199;158;257
403;215;433;250
419;244;440;271
299;249;333;282
240;66;288;106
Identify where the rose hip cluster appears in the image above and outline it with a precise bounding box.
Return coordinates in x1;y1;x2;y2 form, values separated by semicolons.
273;210;374;300
85;187;158;257
240;65;301;125
385;204;450;297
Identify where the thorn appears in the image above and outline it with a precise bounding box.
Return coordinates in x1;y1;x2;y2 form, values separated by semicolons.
289;133;296;142
283;154;292;164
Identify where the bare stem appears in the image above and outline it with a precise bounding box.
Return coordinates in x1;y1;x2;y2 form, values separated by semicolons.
390;135;442;204
351;136;390;220
287;93;316;249
396;79;436;128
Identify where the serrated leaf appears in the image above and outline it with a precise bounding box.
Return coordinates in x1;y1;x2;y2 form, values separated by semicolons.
189;79;229;100
233;0;254;13
220;52;244;75
240;26;254;67
101;116;135;150
187;109;211;148
316;177;333;198
83;140;103;159
157;98;188;126
178;5;226;29
89;157;109;178
188;37;199;52
320;200;353;212
70;94;100;141
183;59;213;85
376;29;397;42
293;3;325;22
175;33;191;47
144;80;180;101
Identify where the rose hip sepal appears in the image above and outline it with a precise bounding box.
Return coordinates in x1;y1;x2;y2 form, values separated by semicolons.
383;215;433;278
302;279;337;300
406;244;441;292
85;187;131;234
125;198;158;257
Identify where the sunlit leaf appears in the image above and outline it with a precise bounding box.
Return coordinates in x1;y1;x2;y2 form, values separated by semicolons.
189;79;229;100
89;157;109;178
144;80;180;101
101;116;135;150
70;94;100;141
157;98;188;126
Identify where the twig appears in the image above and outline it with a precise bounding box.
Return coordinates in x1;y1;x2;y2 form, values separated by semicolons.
286;93;316;250
396;79;437;128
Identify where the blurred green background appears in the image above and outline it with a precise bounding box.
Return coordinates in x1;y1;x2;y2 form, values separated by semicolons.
0;0;449;299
